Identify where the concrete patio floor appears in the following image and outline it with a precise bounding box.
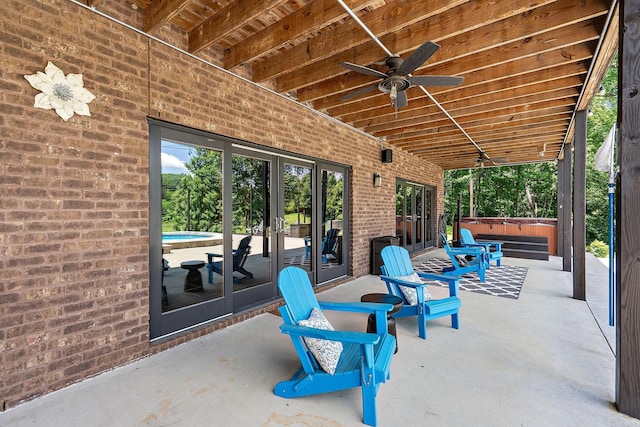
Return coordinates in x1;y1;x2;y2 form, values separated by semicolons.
2;252;638;427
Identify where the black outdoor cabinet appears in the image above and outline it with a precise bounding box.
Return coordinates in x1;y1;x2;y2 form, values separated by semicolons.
370;236;400;275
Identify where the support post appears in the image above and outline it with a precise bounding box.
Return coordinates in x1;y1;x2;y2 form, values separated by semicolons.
573;110;587;300
616;0;640;416
558;151;572;269
557;157;564;258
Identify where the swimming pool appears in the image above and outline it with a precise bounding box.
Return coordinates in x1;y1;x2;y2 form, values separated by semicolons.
162;232;223;250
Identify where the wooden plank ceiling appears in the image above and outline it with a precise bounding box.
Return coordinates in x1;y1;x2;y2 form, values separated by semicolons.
125;0;618;169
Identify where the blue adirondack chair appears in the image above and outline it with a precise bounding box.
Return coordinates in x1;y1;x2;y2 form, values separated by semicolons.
206;235;253;283
439;232;489;282
379;246;461;339
275;266;396;427
459;228;503;267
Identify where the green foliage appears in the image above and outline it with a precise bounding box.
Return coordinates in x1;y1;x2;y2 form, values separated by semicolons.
445;163;557;220
162;149;223;232
444;51;618;247
587;240;609;258
586;52;617;244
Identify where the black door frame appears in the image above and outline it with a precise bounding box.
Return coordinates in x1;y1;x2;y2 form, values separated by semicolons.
150;119;350;339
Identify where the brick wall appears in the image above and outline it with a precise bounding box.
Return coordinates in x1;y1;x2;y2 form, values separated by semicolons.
0;0;444;408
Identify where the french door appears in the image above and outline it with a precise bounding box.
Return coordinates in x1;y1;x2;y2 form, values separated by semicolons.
149;120;349;339
274;159;348;284
396;180;435;253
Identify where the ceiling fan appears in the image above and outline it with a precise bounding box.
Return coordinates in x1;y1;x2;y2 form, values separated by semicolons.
338;40;464;109
475;151;508;168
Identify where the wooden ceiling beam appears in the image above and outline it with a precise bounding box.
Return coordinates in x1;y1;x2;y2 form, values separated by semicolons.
396;124;569;149
388;116;571;146
251;0;468;82
367;101;575;136
224;0;378;69
411;137;565;159
300;0;604;103
273;0;560;92
320;21;600;114
342;76;582;132
189;0;288;54
143;0;192;33
351;67;586;129
376;105;574;139
329;41;594;119
276;0;606;94
410;127;568;150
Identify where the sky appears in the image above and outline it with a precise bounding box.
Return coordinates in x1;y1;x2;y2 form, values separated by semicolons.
161;141;193;174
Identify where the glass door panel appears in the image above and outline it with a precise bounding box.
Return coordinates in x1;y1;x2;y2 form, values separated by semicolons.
396;179;432;253
415;186;423;247
405;185;414;245
231;153;276;310
281;162;314;278
160;141;225;312
395;182;405;246
424;187;434;247
317;164;348;283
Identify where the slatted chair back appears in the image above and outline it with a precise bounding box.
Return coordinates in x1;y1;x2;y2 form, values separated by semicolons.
233;235;252;269
275;266;396;426
380;245;461;339
439;232;488;282
459;228;503;267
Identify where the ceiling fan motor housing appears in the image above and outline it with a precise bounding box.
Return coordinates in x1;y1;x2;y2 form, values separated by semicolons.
378;75;411;93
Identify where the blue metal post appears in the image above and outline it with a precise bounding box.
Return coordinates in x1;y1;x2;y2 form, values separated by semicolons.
608;180;615;326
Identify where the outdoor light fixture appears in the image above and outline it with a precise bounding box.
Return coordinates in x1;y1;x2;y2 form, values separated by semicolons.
373;173;382;187
389;84;397;102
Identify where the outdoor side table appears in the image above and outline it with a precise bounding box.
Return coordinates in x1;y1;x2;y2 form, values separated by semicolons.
181;260;205;292
361;293;403;353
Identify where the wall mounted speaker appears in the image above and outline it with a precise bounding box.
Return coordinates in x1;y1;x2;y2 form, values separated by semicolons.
381;149;393;163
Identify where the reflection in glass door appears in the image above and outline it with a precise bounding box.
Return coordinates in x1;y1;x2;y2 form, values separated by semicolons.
160;141;225;312
150;127;233;339
150;121;352;338
230;152;276;311
317;163;348;282
280;161;314;280
396;180;434;253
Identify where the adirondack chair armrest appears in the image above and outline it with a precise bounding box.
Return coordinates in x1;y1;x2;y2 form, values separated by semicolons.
416;271;462;284
318;300;393;315
280;324;380;346
379;275;426;289
484;241;503;250
381;273;460;298
460;242;490;249
449;247;484;256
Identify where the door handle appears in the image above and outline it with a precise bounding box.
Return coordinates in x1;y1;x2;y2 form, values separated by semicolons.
272;217;286;233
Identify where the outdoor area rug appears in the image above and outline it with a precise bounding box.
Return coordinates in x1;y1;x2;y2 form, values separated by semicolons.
285;256;336;268
413;258;528;299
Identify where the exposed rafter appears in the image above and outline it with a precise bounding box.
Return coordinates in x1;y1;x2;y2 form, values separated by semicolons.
124;0;617;169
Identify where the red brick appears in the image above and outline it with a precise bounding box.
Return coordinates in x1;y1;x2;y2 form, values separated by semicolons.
0;0;445;409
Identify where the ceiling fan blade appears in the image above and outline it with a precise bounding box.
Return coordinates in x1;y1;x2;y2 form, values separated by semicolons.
340;83;380;100
339;62;388;79
491;157;509;164
396;41;440;76
392;90;408;109
408;75;464;87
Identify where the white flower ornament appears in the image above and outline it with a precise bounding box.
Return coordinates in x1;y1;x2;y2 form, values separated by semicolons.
24;62;96;121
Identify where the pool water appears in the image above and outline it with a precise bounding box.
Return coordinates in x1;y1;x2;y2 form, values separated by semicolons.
161;232;223;250
162;233;212;241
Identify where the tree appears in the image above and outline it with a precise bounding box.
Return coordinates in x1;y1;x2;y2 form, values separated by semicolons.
163;148;223;232
444;51;617;247
586;52;617;244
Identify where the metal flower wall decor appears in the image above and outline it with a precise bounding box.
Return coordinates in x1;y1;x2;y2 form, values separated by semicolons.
24;62;96;121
